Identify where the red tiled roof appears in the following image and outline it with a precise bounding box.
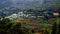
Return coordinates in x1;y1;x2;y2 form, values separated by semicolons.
23;20;39;26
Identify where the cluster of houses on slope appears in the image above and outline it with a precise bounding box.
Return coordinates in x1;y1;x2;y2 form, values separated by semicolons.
5;11;44;20
5;10;60;20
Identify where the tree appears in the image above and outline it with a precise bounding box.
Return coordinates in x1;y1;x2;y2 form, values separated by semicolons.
57;24;60;34
52;22;57;34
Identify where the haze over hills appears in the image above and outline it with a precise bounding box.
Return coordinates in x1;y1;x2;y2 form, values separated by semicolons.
0;0;60;17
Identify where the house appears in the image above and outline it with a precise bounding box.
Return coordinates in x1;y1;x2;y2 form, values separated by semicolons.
53;11;59;17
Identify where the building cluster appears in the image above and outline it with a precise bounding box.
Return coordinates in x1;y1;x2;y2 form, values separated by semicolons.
5;9;60;20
